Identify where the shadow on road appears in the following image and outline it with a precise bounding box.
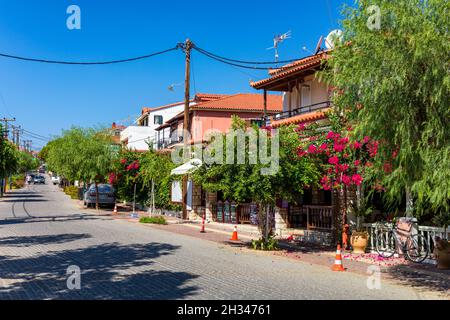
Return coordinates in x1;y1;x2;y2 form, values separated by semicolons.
0;233;92;247
0;242;198;300
2;199;49;203
2;194;43;199
385;265;450;294
0;214;111;226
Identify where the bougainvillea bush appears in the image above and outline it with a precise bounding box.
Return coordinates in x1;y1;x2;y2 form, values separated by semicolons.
295;122;381;192
109;149;181;211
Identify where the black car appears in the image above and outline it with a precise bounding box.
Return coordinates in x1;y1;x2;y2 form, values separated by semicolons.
33;175;46;184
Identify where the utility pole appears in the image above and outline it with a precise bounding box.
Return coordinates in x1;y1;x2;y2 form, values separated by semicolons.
1;117;16;140
181;39;193;220
16;126;21;147
11;125;21;146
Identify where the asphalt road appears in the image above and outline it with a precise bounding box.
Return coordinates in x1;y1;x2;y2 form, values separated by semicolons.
0;178;445;300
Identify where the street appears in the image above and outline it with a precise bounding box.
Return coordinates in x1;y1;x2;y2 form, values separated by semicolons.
0;179;445;300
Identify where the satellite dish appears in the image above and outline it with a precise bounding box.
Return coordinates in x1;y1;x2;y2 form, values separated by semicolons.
325;29;343;49
314;36;324;54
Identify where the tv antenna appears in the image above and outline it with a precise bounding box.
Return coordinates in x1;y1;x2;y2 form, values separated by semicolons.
267;31;292;62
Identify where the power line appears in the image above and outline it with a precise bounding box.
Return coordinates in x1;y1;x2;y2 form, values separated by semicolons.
193;45;303;65
193;48;275;70
22;129;51;140
0;46;180;65
22;132;49;143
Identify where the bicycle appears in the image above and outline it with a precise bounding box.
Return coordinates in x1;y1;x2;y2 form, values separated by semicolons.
375;220;429;263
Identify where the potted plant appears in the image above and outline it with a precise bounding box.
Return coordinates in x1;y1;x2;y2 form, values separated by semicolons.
432;212;450;269
350;198;373;254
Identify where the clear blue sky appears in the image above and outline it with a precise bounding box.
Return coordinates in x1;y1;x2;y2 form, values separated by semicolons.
0;0;349;149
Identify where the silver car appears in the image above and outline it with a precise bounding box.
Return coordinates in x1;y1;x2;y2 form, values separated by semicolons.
83;184;116;208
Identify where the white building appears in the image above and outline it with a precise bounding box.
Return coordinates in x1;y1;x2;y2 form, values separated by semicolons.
120;101;186;151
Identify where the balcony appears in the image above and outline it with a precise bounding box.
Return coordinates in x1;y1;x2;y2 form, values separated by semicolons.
272;101;331;121
156;135;183;150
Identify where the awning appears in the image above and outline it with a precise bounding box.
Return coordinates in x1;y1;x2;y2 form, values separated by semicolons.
171;159;203;176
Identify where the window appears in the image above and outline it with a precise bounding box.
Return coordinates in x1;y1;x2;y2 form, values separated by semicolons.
140;116;149;127
154;115;163;125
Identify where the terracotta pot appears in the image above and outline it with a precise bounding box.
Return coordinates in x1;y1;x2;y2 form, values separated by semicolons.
351;232;369;254
434;240;450;270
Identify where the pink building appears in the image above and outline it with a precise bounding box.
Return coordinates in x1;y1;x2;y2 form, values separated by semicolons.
155;93;282;150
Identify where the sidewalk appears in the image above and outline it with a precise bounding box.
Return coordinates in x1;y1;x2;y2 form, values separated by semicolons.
79;201;449;297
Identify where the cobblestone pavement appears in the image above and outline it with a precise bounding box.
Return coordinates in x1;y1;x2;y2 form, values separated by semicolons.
0;181;447;300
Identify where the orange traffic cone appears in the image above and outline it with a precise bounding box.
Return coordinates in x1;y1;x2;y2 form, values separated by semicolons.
113;205;118;215
332;245;346;272
230;226;239;241
200;214;206;233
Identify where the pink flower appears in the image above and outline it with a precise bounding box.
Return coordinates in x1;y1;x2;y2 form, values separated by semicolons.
354;160;361;166
340;137;349;144
308;145;318;154
326;131;335;139
121;159;127;164
297;123;306;131
342;175;351;186
334;143;345;152
297;148;307;157
351;174;363;186
363;136;370;144
368;141;379;158
353;141;362;149
328;156;339;165
319;143;328;151
108;173;117;184
339;164;349;172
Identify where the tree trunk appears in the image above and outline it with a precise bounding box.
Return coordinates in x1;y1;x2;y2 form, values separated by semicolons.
406;187;414;217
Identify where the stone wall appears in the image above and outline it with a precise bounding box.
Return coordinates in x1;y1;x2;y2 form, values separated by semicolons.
188;182;204;221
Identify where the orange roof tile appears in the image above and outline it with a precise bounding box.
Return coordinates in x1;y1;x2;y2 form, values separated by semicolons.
194;93;230;101
251;51;329;90
271;109;331;128
192;93;282;112
141;93;228;115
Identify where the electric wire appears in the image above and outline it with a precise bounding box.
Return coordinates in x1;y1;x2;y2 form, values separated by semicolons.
0;46;180;65
193;45;303;65
193;48;276;70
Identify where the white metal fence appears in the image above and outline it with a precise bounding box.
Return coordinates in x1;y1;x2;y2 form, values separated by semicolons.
363;223;449;255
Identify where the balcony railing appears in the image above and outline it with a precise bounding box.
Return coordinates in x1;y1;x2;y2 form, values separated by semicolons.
156;135;183;150
272;101;331;122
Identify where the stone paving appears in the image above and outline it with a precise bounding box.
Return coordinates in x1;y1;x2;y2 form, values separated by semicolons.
0;181;448;300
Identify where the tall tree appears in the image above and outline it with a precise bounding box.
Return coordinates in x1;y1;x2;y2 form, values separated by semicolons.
193;117;320;244
321;0;450;215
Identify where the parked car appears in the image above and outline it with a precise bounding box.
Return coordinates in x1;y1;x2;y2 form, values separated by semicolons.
83;184;116;209
33;175;46;184
51;176;61;185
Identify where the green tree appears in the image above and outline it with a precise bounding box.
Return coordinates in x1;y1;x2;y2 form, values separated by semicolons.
0;137;19;195
321;0;450;216
44;127;116;209
193;117;320;244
